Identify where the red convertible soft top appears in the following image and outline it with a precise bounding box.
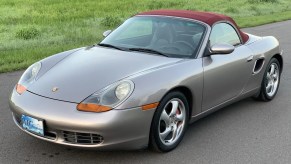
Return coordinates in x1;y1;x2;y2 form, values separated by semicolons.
137;10;249;44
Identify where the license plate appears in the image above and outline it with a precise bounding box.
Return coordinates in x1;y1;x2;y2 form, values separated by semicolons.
21;115;44;136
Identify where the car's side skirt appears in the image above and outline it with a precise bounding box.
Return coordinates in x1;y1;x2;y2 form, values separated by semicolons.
189;87;260;124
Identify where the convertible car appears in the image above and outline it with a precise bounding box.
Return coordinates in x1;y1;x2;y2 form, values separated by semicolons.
9;10;283;152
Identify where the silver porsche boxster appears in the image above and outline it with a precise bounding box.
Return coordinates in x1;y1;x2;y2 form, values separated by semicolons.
9;10;283;152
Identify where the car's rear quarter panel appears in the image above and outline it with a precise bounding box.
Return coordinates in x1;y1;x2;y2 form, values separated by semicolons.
242;35;281;94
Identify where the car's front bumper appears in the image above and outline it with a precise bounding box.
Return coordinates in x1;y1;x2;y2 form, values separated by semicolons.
9;88;156;150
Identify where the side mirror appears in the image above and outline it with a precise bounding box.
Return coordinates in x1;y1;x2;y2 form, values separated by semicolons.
210;43;235;55
103;30;112;37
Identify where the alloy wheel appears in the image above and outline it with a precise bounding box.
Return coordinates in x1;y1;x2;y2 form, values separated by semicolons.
265;63;280;97
158;98;186;146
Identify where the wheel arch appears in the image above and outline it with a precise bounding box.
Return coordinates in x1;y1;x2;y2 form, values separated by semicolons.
272;54;283;73
149;85;194;151
164;86;194;121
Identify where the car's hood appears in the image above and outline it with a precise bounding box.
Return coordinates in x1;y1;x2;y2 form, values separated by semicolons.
28;46;182;103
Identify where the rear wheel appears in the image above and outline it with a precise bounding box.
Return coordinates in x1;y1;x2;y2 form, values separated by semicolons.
150;91;189;152
254;58;281;101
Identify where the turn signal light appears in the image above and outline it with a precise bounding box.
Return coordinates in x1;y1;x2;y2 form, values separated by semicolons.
16;84;27;94
77;103;112;113
141;102;159;110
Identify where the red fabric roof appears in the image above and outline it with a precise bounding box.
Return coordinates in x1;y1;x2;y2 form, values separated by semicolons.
137;10;249;43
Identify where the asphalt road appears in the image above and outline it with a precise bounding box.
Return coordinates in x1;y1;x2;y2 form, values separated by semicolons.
1;20;291;164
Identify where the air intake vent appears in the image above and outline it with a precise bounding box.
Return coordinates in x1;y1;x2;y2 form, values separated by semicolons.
253;58;265;74
63;131;103;145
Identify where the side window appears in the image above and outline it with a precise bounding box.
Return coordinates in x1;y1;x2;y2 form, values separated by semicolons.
209;23;241;47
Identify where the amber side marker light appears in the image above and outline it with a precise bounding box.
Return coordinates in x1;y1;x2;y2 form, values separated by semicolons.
16;84;27;94
141;102;159;110
77;103;112;113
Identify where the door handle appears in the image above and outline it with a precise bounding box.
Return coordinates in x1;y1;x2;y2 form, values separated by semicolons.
247;55;254;62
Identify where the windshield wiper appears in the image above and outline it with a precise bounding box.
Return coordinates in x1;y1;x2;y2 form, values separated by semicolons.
129;48;168;57
97;43;124;51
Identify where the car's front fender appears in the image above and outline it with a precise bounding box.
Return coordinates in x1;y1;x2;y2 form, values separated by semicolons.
116;58;204;117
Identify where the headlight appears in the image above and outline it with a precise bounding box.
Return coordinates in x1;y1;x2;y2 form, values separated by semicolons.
16;62;41;94
115;82;131;100
77;80;134;112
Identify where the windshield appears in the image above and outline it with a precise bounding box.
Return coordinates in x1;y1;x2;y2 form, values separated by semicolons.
100;16;206;58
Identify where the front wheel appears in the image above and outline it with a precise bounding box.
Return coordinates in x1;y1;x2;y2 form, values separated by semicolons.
254;58;281;101
149;91;189;152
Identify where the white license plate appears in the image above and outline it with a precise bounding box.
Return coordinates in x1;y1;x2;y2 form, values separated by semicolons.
21;115;44;136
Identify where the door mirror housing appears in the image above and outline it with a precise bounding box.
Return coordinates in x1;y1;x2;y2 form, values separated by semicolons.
103;30;112;37
210;43;235;55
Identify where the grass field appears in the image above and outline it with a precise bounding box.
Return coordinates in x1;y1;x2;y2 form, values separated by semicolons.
1;0;291;73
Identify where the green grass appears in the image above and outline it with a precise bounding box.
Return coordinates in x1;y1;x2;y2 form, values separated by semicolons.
1;0;291;73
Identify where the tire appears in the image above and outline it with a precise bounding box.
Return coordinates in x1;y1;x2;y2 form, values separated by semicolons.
149;91;189;152
254;58;281;101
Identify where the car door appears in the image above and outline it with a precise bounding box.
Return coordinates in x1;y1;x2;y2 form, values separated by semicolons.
202;23;254;111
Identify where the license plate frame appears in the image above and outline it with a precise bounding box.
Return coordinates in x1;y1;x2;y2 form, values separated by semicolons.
21;115;44;136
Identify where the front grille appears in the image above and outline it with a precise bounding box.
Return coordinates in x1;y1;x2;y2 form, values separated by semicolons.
62;131;104;145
